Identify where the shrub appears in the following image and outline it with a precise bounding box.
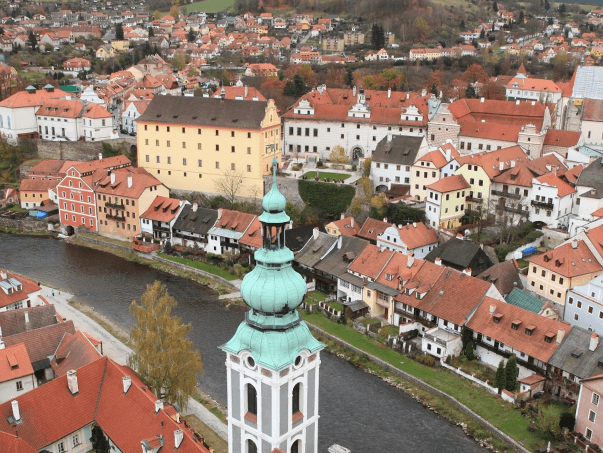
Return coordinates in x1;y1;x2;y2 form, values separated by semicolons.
316;160;324;168
559;412;575;431
352;164;358;171
446;355;452;364
298;180;355;217
416;353;436;367
206;252;222;261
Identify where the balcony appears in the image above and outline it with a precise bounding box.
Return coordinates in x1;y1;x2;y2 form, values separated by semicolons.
491;190;521;200
504;205;527;214
531;200;554;210
465;195;483;203
106;213;126;221
105;202;125;209
475;338;546;375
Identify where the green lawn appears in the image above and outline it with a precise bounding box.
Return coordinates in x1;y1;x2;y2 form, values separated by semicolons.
303;171;350;182
0;204;26;213
302;312;544;450
158;253;239;281
326;300;344;311
186;0;237;13
516;259;530;269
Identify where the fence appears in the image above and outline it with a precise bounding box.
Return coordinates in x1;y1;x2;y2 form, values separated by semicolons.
439;358;499;395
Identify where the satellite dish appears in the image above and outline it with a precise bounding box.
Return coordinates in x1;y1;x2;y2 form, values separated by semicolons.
464;229;471;236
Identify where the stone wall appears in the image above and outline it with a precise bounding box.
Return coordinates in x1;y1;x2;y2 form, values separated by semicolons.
33;138;136;162
542;227;569;249
0;217;51;233
306;323;531;453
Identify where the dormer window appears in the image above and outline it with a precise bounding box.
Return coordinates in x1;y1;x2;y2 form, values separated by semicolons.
525;325;535;336
493;313;503;323
544;332;555;343
385;274;393;281
511;320;522;330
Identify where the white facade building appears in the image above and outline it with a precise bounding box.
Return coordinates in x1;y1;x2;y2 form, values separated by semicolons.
530;174;576;229
376;223;438;259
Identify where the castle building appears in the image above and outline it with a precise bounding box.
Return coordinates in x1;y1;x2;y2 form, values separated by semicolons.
221;159;325;453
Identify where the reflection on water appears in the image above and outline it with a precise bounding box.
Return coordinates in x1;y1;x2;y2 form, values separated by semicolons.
1;234;486;453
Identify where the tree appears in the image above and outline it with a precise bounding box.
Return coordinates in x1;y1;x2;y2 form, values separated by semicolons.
493;1;499;12
536;404;561;439
544;0;550;10
505;355;518;391
518;11;525;23
329;145;348;164
371;23;385;50
215;168;244;209
413;17;429;42
27;31;37;51
360;175;371;198
460;20;466;30
370;195;386;218
172;53;186;70
363;158;371;177
480;28;485;39
164;240;172;254
129;281;204;410
148;27;155;38
559;412;575;431
116;23;124;41
464;341;475;360
283;73;309;98
187;28;196;42
350;198;362;216
344;68;354;87
461;326;473;349
154;10;161;20
494;360;506;393
169;5;180;22
90;424;110;453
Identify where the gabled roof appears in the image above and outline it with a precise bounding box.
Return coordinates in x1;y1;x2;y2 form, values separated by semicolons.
284;223;326;252
28;159;72;175
18;178;58;193
0;273;41;310
140;196;183;223
0;305;59;337
93;167;162;198
467;296;570;362
3;320;76;369
576;157;603;199
528;153;567;176
329;216;360;236
528;241;602;278
505;287;545;313
50;330;102;377
357;217;392;242
457;146;528;179
213;209;256;234
548;326;603;379
382;222;438;250
0;357;210;453
0;87;68;109
0;432;37;453
294;231;338;268
583;98;603;122
425;238;493;272
543;129;582;147
427;174;470;193
448;98;550;130
348;244;395;279
172;205;218;236
534;173;576;198
492;163;535;188
372;135;426;165
0;343;33;383
476;260;523;295
314;235;370;278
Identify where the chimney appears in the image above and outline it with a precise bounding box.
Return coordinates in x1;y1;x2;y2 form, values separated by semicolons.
174;429;184;449
413;222;417;228
406;92;410;100
398;224;403;229
556;329;565;344
11;400;20;422
516;100;520;105
456;233;463;239
463;268;472;276
155;400;164;413
445;147;451;161
350;217;354;228
383;217;388;223
217;208;223;220
192;202;198;212
127;175;132;188
489;304;496;314
571;239;578;249
99;153;103;161
480;97;485;103
435;257;442;266
591;334;599;352
421;89;427;97
479;243;484;250
388;87;391;99
551;166;557;176
244;85;248;98
110;172;116;184
289;220;293;230
67;370;79;395
387;132;392;142
123;376;132;394
499;162;504;171
24;312;29;323
313;227;319;240
340;212;345;220
380;246;386;253
352;86;356;96
337;233;343;249
0;269;7;280
407;252;415;268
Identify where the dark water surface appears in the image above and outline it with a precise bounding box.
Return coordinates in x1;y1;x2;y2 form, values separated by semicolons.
1;233;487;453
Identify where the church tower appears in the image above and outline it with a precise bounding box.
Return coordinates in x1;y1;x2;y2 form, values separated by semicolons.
221;158;325;453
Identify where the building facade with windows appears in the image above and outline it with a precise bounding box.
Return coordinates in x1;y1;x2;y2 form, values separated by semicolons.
530;173;576;229
137;96;281;198
565;274;603;332
576;374;603;446
425;175;471;229
0;344;35;404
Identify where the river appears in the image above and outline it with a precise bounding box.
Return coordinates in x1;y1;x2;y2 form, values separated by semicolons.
0;233;487;453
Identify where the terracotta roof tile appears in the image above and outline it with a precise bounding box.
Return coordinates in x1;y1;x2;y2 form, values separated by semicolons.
0;344;34;383
94;167;163;198
458;146;528;179
0;272;41;310
348;244;395;279
0;305;58;337
543;129;582;147
467;296;570;362
35;99;85;119
19;178;58;193
528;241;602;278
535;173;576;197
390;222;438;250
427;174;470;193
0;87;68;109
140;196;183;223
357;217;392;242
214;209;256;234
0;432;37;453
50;331;103;377
331;216;360;236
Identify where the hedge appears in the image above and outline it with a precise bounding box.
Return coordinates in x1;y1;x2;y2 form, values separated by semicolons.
494;231;543;261
298;180;355;217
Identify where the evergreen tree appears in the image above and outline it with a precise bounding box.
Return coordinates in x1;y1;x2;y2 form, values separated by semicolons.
27;30;37;51
187;28;196;42
461;326;473;349
464;341;475;360
494;360;506;393
90;424;110;453
493;1;499;12
344;68;354;87
518;11;525;23
480;28;486;39
283;73;308;98
544;0;550;10
505;355;518;391
129;281;204;410
371;24;385;50
116;23;124;41
148;27;155;37
558;3;566;13
460;20;466;30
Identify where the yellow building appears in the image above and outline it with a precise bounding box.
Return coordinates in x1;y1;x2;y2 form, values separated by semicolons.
424;175;470;229
137;96;281;198
527;240;603;307
111;40;131;51
95;45;115;61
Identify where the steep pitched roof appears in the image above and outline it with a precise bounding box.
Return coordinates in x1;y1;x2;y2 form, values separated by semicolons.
284;223;326;252
476;260;523;295
582;98;603;122
391;222;439;250
348;244;395;279
427;174;470;193
0;305;59;337
0;343;34;383
425;238;493;271
506;288;545;313
534;173;576;198
576;157;603;199
0;273;41;310
372;135;425;165
213;209;256;234
357;217;392;242
50;330;103;377
492;163;536;188
448;98;550;130
0;432;37;453
458;146;528;179
140;196;183;223
528;241;603;278
18;178;58;193
548;326;603;379
543;129;582;147
172;205;218;236
294;231;338;268
93;167;162;198
314;235;370;279
0;87;68;109
330;216;360;236
467;296;570;362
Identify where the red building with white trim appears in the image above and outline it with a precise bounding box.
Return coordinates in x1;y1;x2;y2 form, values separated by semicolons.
57;155;131;232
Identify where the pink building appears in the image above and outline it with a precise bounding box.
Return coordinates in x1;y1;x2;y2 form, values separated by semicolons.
576;370;603;445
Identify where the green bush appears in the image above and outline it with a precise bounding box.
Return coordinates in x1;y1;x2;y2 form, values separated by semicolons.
206;252;222;261
416;353;436;367
495;242;520;261
316;160;324;168
298;180;355;217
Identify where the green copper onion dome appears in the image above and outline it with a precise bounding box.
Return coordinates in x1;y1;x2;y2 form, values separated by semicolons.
221;156;324;370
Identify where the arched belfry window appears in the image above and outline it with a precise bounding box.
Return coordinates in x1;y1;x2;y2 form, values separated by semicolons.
291;439;301;453
247;440;258;453
247;384;257;416
292;383;301;415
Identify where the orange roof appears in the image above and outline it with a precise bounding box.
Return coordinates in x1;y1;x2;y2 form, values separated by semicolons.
214;209;256;234
348;244;395;279
239;218;263;249
0;87;68;109
493;163;535;187
591;207;603;218
394;222;439;250
506;76;560;92
528;241;603;278
560;164;582;185
467;296;570;362
28;158;77;176
82;102;112;119
374;252;412;288
331;216;360;236
50;331;102;377
93;167;162;198
0;272;41;310
358;217;392;242
535;173;576;197
68;155;131;176
458;146;528;179
586;224;603;259
528;153;566;176
0;432;37;453
140;196;183;223
427;174;470;193
543;129;582;147
0;343;34;383
19;178;58;192
36;98;85;119
417;149;448;168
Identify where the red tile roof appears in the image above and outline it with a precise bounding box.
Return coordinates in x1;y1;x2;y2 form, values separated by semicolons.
70;155;131;176
374;252;412;288
0;343;34;383
392;222;439;250
0;358;210;453
348;244;395;279
357;217;392;242
506;76;561;92
93;167;163;198
19;178;58;193
0;272;41;310
543;129;582;147
528;241;603;278
0;87;68;109
36;99;85;119
82;102;112;119
427;174;470;193
528;153;567;176
214;209;256;233
239;217;264;249
28;159;75;176
0;432;37;453
467;296;570;362
492;163;535;187
140;196;183;223
560;164;582;185
535;173;576;197
586;224;603;260
458;146;528;179
3;321;76;365
331;216;360;236
50;331;103;377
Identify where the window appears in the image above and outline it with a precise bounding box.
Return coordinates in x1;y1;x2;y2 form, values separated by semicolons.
167;141;170;147
231;163;236;170
182;142;186;149
198;159;203;167
58;442;65;453
578;301;583;308
247;384;257;416
586;428;593;441
559;278;564;285
247;165;251;172
167;126;170;132
198;143;202;150
183;158;187;166
541;270;546;277
167;156;171;164
593;393;600;406
247;440;258;453
589;410;597;423
72;434;80;447
569;297;573;305
216;144;219;151
215;162;220;169
156;140;159;146
145;154;149;162
292;383;301;415
16;381;23;391
216;130;219;136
